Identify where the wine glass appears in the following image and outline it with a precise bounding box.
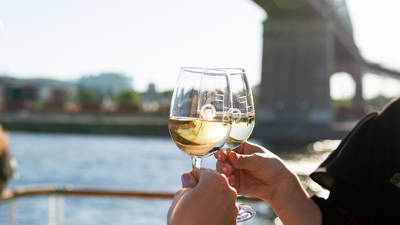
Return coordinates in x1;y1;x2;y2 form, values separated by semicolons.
168;67;232;169
218;68;256;223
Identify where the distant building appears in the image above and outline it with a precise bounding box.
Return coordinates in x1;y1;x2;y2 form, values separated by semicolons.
0;76;78;111
25;78;78;104
4;85;38;111
141;83;171;113
147;83;156;94
78;73;133;97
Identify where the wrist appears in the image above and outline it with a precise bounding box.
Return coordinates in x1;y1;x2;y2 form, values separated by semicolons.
261;170;301;209
264;173;322;225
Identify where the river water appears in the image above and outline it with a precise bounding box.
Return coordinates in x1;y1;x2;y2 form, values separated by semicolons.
0;131;337;225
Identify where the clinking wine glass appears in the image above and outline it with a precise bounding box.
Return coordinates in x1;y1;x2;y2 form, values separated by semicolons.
168;67;232;170
218;68;256;223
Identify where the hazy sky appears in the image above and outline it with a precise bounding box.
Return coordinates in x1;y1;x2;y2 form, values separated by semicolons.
346;0;400;99
0;0;399;98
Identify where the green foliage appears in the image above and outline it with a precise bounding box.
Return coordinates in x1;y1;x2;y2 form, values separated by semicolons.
160;90;173;97
80;90;98;103
367;95;392;108
116;90;141;105
332;98;352;108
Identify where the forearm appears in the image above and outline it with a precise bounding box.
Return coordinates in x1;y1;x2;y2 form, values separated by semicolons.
265;173;322;225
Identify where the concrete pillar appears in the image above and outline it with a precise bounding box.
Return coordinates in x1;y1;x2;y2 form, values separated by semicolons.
346;64;366;118
255;18;335;145
349;65;364;106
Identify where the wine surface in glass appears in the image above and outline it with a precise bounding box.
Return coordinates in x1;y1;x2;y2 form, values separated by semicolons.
225;113;255;149
168;116;231;156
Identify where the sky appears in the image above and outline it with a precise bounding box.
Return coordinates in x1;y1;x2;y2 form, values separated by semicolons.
0;0;399;99
343;0;400;99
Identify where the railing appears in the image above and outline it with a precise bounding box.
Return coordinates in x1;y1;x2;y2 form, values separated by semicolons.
0;186;261;225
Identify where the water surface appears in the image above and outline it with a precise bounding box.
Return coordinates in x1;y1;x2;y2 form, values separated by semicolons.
2;132;282;225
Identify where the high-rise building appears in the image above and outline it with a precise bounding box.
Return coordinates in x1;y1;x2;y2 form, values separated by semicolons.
78;73;133;97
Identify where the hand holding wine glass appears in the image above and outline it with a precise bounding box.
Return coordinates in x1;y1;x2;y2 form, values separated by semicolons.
215;141;296;203
167;169;238;225
215;141;324;225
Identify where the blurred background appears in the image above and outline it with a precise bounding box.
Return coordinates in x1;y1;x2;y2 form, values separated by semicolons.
0;0;399;224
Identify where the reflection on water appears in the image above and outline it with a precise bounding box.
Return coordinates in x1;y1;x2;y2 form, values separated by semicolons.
0;132;339;225
281;140;340;200
284;140;340;175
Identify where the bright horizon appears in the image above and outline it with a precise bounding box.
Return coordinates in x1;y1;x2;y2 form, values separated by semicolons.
0;0;399;99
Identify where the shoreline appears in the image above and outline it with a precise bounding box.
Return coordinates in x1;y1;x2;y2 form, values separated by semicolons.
0;112;170;136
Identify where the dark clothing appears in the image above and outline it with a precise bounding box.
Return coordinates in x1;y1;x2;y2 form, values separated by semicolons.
310;97;400;225
312;196;360;225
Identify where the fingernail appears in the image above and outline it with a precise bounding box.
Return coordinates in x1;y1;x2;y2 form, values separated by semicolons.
230;152;239;163
181;173;191;187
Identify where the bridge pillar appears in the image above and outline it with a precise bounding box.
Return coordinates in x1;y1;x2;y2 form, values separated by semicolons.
349;65;364;106
335;62;365;106
255;18;336;146
346;64;366;118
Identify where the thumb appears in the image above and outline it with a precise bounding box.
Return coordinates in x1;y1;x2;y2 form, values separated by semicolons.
228;151;258;170
181;172;197;188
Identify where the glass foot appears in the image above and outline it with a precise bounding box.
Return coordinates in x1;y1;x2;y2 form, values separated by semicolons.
236;203;256;223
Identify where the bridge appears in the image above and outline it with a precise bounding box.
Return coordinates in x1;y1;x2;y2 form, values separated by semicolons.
252;0;400;147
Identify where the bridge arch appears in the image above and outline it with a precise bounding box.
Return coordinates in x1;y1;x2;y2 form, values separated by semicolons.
252;0;399;146
253;0;364;145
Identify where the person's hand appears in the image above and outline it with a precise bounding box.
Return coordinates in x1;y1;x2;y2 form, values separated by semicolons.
167;168;239;225
0;125;13;193
215;141;297;205
215;141;322;225
0;125;9;154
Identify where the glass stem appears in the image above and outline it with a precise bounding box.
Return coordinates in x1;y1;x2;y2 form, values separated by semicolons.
192;156;202;170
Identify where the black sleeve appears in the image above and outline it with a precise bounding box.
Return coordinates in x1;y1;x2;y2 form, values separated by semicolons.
312;196;358;225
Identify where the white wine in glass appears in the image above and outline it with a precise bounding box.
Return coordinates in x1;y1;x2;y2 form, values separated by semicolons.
225;113;255;149
221;68;255;150
169;115;231;156
218;68;256;223
168;67;232;169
